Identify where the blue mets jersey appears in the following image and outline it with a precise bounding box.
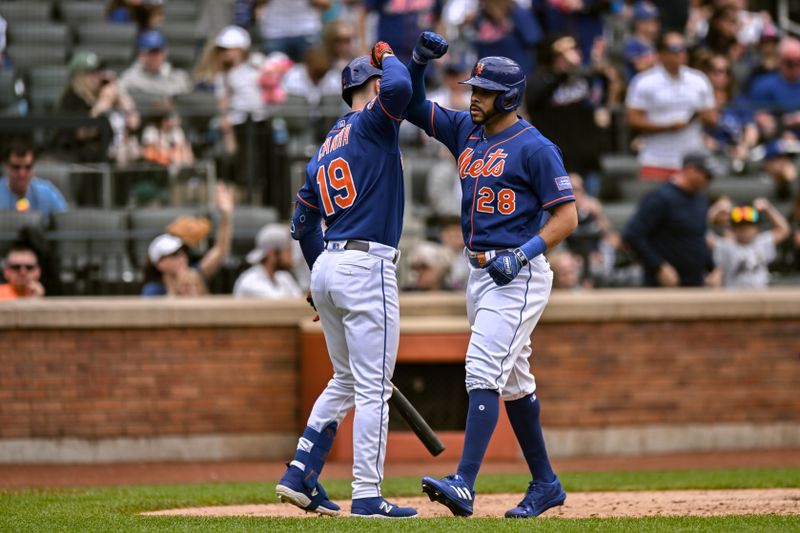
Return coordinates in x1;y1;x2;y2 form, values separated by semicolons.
410;103;575;251
295;56;411;248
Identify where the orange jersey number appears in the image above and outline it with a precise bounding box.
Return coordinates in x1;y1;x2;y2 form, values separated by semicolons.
316;157;357;216
475;187;516;215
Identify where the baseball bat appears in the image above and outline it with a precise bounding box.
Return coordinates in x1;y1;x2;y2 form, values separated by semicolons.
389;383;446;457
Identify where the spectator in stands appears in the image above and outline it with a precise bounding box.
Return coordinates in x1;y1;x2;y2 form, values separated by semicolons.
700;53;759;173
437;215;468;290
743;21;781;92
565;173;619;285
107;0;164;31
534;0;612;64
624;152;721;287
0;243;44;300
0;15;8;70
427;59;470;110
625;31;717;181
712;198;790;289
57;52;141;164
548;248;584;290
141;101;195;168
749;37;800;199
120;30;192;99
141;182;234;296
791;192;800;272
281;46;341;108
527;34;619;196
233;224;303;298
0;139;66;222
168;269;208;296
323;19;356;71
695;5;742;63
470;0;542;75
623;1;660;81
405;241;453;292
255;0;330;62
358;0;442;63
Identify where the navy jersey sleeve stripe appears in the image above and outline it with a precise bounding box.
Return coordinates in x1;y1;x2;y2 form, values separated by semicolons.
376;95;403;121
542;195;576;209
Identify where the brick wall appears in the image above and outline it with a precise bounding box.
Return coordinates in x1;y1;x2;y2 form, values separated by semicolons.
534;319;800;427
0;327;299;440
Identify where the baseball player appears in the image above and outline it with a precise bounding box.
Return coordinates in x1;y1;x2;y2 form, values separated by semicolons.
275;42;417;518
404;33;578;518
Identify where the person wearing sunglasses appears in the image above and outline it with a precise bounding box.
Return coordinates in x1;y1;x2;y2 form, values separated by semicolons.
0;243;44;300
0;139;67;223
626;31;718;181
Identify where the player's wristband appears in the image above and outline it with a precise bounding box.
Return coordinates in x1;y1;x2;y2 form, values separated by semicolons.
517;235;547;265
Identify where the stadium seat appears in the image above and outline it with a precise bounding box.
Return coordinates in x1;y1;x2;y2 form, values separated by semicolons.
163;2;197;22
166;44;196;69
60;1;107;28
0;69;19;116
50;209;134;285
0;2;52;24
33;160;73;203
71;44;134;71
76;22;137;46
160;22;197;45
0;211;44;243
602;202;637;232
28;65;69;112
8;25;70;47
6;45;66;69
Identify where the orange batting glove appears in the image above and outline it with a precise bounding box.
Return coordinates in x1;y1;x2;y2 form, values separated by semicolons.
370;41;394;69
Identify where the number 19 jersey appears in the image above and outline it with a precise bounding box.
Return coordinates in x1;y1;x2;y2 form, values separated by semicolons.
295;95;406;249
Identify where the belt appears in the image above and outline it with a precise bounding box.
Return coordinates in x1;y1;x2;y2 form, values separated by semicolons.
325;240;400;264
465;248;512;268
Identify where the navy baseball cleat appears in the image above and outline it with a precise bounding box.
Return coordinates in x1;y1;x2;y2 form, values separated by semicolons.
504;476;566;518
421;473;474;516
351;497;417;518
275;465;340;516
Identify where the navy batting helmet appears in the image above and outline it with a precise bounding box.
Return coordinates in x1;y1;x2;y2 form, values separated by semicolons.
460;56;526;113
341;56;381;106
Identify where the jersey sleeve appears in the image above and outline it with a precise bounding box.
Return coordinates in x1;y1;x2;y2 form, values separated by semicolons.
295;163;321;212
407;100;474;158
356;55;412;147
526;145;575;210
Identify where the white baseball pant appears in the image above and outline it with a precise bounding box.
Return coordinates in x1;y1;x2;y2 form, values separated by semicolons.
304;240;400;499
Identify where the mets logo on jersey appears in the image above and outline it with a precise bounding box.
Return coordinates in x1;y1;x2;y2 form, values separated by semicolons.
458;148;508;179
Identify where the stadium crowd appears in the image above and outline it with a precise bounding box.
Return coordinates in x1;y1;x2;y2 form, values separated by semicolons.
1;0;800;299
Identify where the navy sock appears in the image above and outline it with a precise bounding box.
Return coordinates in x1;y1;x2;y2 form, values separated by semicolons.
505;394;555;482
456;389;499;490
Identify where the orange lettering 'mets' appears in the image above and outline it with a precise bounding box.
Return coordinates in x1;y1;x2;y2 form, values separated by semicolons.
457;148;508;179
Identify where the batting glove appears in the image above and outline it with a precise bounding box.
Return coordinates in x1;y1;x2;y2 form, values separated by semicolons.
412;31;449;64
486;249;529;287
370;41;394;68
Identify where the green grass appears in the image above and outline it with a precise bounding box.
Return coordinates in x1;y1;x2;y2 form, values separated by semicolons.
1;468;799;533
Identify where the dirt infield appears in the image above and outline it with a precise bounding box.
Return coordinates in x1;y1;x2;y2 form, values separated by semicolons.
143;489;800;519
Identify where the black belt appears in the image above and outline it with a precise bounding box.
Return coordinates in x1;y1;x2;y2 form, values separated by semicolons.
343;240;369;253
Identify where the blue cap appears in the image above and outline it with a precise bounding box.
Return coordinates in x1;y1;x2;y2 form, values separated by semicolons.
138;30;166;51
633;1;659;21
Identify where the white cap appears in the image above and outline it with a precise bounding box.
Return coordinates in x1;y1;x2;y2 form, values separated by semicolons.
246;224;291;264
148;233;184;264
215;25;251;49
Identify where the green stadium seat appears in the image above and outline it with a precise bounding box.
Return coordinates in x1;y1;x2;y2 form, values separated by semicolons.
60;1;106;28
8;25;69;47
0;2;52;24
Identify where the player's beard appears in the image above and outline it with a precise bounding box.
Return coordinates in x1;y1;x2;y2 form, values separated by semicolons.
470;104;500;126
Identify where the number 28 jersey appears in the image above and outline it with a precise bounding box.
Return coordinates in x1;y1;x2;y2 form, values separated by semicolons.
295;97;406;249
414;103;575;251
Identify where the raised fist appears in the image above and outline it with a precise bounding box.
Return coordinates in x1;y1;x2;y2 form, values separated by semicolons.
370;41;394;68
412;31;449;64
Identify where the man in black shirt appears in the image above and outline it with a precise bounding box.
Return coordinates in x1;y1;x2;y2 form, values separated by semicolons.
624;152;721;287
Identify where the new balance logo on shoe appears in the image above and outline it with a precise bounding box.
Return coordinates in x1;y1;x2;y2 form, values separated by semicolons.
454;486;472;500
379;501;394;513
